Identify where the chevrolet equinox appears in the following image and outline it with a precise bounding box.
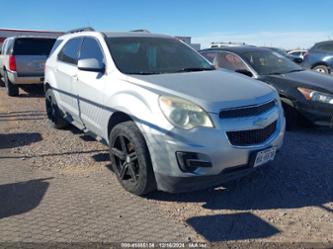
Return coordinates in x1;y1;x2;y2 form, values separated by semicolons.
44;28;285;195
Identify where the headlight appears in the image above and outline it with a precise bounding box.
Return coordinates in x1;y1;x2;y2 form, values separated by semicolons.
297;87;333;105
159;96;214;129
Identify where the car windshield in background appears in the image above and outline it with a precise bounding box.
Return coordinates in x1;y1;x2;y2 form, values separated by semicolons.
242;50;303;75
106;37;214;74
13;38;56;55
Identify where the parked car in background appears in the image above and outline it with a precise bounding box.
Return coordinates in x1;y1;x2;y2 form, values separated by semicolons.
200;46;333;129
288;49;307;60
45;28;285;195
263;47;303;64
302;40;333;75
0;36;56;96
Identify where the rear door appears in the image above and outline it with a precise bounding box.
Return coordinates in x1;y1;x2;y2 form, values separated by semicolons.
74;37;108;136
55;37;83;127
13;38;55;79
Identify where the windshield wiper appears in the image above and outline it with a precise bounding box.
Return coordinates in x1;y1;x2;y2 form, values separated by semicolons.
267;69;304;75
266;71;283;75
176;67;215;72
285;69;305;73
127;72;162;75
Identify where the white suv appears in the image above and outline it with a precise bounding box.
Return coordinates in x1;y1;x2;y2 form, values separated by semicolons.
45;28;285;195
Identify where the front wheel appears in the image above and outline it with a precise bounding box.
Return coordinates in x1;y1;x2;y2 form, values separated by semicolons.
283;102;299;131
109;121;156;196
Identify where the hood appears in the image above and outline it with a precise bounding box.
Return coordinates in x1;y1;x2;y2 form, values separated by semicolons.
127;70;276;113
264;70;333;93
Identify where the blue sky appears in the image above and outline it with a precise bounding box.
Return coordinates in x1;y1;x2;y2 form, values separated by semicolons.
1;0;333;49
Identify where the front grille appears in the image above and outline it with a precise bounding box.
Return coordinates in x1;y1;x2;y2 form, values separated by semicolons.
227;121;277;146
220;100;276;118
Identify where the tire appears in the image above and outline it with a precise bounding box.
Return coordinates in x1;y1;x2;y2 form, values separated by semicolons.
312;65;330;74
109;121;156;196
4;71;19;96
45;89;68;129
0;74;5;87
282;102;299;131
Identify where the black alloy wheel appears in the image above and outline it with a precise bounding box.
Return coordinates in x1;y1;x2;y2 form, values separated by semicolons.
109;121;156;196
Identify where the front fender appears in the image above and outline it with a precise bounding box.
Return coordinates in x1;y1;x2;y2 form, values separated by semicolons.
102;91;162;144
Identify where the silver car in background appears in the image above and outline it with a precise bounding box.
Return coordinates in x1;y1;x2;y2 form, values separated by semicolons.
0;36;56;96
44;28;285;195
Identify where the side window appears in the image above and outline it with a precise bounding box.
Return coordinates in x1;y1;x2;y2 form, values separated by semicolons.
317;43;333;52
58;37;82;65
214;52;248;71
79;37;104;64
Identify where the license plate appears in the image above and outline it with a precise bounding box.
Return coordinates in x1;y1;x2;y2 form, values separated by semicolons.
253;147;276;167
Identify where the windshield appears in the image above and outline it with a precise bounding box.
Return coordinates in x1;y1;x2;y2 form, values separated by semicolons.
106;37;214;74
13;38;56;56
242;50;303;75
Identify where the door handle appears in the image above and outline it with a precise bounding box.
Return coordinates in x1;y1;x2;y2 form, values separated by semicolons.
72;75;78;81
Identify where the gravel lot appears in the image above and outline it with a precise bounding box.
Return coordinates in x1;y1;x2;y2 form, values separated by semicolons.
0;86;332;246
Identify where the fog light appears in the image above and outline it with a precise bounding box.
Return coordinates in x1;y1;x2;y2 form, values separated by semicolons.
176;152;212;172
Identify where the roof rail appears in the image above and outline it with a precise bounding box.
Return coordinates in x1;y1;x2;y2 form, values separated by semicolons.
130;29;150;33
66;27;95;34
210;41;250;48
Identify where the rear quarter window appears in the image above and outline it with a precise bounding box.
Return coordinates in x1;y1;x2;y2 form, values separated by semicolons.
49;39;63;56
13;38;56;55
4;40;14;55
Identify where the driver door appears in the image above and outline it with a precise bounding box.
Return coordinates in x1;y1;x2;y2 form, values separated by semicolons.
74;37;108;137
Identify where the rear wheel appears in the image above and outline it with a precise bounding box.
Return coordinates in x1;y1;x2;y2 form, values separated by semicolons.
109;121;156;196
45;89;68;129
312;65;330;74
4;71;19;96
0;74;5;87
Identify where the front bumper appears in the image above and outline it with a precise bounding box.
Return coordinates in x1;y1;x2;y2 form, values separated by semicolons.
7;71;44;85
155;165;256;193
296;101;333;127
141;106;285;193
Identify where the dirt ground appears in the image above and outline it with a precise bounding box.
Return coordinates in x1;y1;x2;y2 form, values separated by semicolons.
0;86;332;246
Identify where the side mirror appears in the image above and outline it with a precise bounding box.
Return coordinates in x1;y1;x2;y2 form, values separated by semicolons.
235;69;253;77
78;58;105;73
293;57;303;64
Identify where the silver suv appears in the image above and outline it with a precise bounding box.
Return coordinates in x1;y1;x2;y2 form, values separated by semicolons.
45;28;285;195
0;36;56;96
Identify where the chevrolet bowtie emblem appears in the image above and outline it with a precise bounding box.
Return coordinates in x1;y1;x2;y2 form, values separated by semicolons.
254;117;269;127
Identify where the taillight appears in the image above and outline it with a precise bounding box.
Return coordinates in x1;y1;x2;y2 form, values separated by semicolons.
9;55;16;71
